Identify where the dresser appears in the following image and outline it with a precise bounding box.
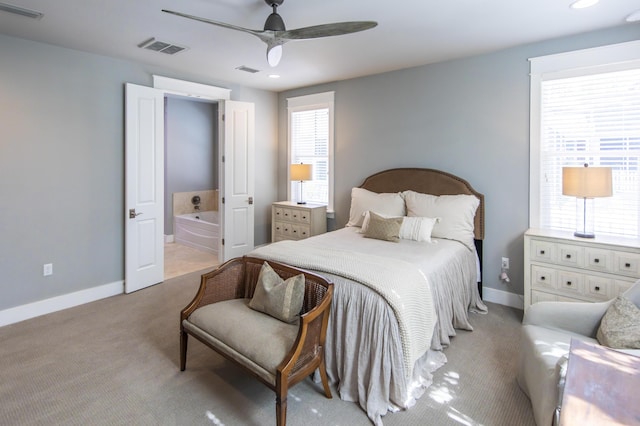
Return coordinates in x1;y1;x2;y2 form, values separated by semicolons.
524;228;640;308
271;201;327;242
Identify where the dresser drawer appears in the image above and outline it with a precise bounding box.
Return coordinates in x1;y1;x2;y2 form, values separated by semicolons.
530;239;555;263
585;247;612;273
557;270;582;295
531;265;557;291
584;276;614;300
557;244;583;268
614;252;640;277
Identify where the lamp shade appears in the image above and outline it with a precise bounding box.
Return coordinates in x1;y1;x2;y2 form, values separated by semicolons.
290;163;312;181
562;166;612;198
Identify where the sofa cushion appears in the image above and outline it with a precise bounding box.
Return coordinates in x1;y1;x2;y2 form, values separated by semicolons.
186;298;298;384
596;295;640;349
249;262;305;323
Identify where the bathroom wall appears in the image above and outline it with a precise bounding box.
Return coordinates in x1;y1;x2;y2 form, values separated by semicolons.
164;96;218;235
172;189;219;218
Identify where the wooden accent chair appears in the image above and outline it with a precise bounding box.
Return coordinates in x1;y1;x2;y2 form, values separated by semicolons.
180;256;334;426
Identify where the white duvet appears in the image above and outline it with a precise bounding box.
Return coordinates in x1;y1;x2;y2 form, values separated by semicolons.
250;227;487;425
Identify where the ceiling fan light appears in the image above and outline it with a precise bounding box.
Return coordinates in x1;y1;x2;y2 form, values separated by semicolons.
570;0;599;9
267;45;282;67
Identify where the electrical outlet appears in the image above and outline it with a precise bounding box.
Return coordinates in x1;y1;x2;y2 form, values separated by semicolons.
43;263;53;276
501;257;509;270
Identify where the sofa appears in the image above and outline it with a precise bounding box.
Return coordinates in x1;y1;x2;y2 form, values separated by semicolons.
517;279;640;426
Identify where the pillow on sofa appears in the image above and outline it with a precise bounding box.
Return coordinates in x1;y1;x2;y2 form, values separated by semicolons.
596;295;640;349
346;187;405;227
363;212;402;242
249;262;305;323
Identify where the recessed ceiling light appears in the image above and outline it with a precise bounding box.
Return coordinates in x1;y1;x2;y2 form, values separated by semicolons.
268;74;280;79
626;9;640;22
570;0;599;9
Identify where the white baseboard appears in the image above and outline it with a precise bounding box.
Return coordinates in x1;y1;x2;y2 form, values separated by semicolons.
0;280;123;327
165;234;174;243
482;287;524;310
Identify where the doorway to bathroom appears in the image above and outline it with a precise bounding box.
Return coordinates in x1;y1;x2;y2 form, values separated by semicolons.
163;96;220;279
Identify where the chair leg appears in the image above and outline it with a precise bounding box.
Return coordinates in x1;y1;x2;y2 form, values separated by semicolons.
276;394;287;426
318;360;332;399
180;330;188;371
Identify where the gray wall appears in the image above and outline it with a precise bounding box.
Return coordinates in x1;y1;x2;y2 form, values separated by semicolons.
165;97;218;235
277;24;640;302
0;34;278;312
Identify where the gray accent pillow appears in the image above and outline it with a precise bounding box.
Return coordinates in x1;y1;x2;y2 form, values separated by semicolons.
596;295;640;349
363;212;402;242
249;262;305;323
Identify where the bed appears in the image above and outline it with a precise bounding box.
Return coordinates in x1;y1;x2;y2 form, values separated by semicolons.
250;168;487;425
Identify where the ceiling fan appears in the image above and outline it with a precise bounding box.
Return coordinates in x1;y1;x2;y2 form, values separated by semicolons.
162;0;377;67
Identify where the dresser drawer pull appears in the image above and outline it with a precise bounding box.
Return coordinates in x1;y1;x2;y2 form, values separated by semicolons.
302;214;307;220
625;262;631;268
540;250;545;255
540;276;546;281
566;254;571;259
594;258;600;263
566;281;572;286
595;286;600;291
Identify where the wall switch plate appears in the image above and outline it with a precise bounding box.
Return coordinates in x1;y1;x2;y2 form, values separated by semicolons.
501;257;509;269
43;263;53;276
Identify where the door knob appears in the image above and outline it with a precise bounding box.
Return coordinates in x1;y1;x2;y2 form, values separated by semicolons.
129;208;143;219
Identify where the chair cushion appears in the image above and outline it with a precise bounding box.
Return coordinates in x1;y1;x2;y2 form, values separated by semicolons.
596;295;640;349
249;262;305;323
185;298;298;385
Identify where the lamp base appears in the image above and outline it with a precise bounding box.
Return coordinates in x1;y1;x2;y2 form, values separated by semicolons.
296;201;306;205
574;231;595;238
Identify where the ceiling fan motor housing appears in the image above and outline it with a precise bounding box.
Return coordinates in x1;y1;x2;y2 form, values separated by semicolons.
264;0;286;31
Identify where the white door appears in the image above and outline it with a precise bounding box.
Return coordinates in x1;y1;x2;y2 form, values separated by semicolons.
220;100;255;261
124;83;165;293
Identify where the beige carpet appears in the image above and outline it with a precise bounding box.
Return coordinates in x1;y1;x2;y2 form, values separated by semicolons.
0;269;535;426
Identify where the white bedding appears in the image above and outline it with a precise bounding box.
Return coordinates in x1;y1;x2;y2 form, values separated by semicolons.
250;227;487;425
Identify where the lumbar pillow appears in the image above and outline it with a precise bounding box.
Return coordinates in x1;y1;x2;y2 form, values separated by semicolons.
399;216;440;243
596;295;640;349
403;190;479;250
363;212;402;242
249;262;305;323
346;187;405;227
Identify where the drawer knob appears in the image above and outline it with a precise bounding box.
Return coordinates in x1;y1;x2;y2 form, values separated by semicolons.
540;250;545;255
540;276;546;281
594;258;600;263
566;281;572;286
595;286;600;291
302;215;307;219
566;254;571;259
625;262;631;268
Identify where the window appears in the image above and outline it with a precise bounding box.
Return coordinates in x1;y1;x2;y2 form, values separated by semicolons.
287;92;334;212
529;41;640;238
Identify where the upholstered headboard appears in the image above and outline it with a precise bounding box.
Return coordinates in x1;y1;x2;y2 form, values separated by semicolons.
359;168;485;240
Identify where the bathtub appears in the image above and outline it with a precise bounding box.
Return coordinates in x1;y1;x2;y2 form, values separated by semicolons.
174;211;219;256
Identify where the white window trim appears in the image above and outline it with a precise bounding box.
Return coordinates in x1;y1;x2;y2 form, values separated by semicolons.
287;91;335;213
528;40;640;229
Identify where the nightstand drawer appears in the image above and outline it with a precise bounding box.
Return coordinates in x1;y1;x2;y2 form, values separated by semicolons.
271;201;326;242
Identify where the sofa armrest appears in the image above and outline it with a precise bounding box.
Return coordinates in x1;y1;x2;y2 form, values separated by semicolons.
523;299;613;338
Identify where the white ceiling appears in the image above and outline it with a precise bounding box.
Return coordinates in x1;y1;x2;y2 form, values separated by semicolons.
1;0;638;92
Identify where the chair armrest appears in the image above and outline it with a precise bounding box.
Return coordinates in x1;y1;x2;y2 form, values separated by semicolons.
181;258;247;322
523;299;613;338
278;283;334;385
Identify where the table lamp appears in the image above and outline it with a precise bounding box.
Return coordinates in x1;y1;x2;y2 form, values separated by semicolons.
562;164;612;238
290;163;313;205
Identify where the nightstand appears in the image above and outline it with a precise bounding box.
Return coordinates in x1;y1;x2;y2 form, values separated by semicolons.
271;201;327;242
524;228;640;308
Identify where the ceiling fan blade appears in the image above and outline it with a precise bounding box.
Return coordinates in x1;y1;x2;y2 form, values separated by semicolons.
281;21;377;40
162;9;271;43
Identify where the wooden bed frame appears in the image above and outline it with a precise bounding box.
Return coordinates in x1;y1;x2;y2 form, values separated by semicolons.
359;167;485;296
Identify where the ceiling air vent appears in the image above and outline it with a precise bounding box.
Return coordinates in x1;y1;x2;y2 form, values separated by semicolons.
138;38;187;55
236;66;260;74
0;2;44;19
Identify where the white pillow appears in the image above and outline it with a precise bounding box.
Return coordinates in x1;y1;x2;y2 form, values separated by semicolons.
346;187;405;227
403;190;479;250
361;211;439;243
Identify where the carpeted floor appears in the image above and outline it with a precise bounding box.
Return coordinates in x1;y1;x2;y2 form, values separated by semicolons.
0;269;535;426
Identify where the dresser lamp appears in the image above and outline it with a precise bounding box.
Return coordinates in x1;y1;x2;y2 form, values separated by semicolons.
290;163;313;205
562;164;612;238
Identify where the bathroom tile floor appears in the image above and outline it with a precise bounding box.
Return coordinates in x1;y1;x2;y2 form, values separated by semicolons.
164;242;220;280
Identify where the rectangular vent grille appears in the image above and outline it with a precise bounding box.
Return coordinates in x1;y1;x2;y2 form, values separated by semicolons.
0;2;44;19
138;38;187;55
236;66;260;74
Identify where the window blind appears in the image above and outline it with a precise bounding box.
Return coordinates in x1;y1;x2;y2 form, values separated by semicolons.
539;68;640;237
290;108;329;204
